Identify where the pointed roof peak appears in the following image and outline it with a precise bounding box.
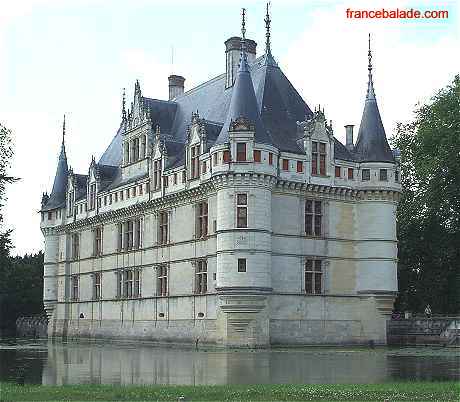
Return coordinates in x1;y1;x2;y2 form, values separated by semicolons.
354;34;394;163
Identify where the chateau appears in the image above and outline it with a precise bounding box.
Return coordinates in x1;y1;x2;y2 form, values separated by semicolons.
40;8;401;347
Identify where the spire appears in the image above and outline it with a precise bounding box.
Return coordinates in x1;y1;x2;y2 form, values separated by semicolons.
264;1;272;56
214;8;272;146
122;88;127;121
42;117;70;211
354;34;394;163
366;33;376;100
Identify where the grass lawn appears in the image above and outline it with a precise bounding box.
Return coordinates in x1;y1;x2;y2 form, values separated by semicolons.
0;381;458;401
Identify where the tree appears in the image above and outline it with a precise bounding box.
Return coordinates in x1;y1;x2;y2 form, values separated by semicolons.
393;75;460;315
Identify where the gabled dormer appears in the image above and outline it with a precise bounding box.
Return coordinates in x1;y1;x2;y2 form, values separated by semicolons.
151;126;166;192
66;168;76;218
300;107;335;178
186;112;207;180
87;157;98;212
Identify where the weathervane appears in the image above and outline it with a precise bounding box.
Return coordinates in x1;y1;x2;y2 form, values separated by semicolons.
265;1;272;55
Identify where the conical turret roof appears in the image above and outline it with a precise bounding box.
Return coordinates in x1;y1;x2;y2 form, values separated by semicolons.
354;35;394;163
215;38;271;145
42;121;69;211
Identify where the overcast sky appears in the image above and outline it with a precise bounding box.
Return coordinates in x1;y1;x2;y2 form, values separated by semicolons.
1;0;459;256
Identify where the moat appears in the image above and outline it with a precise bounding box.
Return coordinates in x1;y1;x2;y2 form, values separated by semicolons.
0;338;458;385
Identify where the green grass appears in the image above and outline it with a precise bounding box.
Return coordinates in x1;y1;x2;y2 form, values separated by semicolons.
0;382;458;401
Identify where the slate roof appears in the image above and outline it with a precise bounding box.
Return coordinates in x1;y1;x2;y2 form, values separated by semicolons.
42;142;68;211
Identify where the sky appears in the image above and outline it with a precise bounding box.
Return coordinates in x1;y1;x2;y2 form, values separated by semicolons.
1;0;459;256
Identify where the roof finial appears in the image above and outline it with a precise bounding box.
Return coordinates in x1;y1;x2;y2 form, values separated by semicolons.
122;88;126;120
241;8;246;41
62;114;66;146
265;1;272;56
366;33;376;100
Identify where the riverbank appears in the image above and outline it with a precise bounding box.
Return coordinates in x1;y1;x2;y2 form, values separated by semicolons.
1;382;458;401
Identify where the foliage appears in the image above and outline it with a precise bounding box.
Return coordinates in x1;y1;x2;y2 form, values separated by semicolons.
393;75;460;314
1;381;459;401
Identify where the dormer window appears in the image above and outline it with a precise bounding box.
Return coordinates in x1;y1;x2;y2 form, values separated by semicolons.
379;169;388;181
191;145;200;179
312;141;327;176
236;143;246;162
89;183;96;210
253;150;261;162
153;160;162;190
297;161;304;173
282;159;289;171
362;169;370;181
223;150;230;163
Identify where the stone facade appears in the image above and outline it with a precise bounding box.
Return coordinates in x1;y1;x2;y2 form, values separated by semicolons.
40;15;400;347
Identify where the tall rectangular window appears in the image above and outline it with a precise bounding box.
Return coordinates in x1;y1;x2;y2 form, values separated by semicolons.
223;150;230;163
379;169;388;181
195;260;207;294
191;145;200;179
362;169;370;181
124;220;133;250
297;161;304;173
237;258;247;272
134;138;140;161
335;166;341;178
71;275;79;301
236;143;246;162
157;265;168;296
134;269;141;298
305;200;322;236
159;212;168;245
134;219;141;249
89;183;96;210
117;223;123;251
282;159;289;171
236;193;248;228
124;270;133;298
348;168;354;180
319;143;326;175
395;170;400;183
116;270;123;298
197;201;208;238
305;260;323;294
164;176;169;188
71;233;80;260
94;227;103;256
173;173;177;185
124;142;129;165
153;160;162;190
67;190;74;217
93;273;101;300
253;150;261;162
141;135;146;158
213;153;218;166
312;142;318;175
269;152;273;165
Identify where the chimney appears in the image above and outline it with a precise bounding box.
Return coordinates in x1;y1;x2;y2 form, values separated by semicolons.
168;75;185;100
345;125;354;150
225;36;257;89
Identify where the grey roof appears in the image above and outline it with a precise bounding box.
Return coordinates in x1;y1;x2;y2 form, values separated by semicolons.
353;66;394;163
74;174;88;202
215;50;271;145
99;124;124;166
42;142;68;211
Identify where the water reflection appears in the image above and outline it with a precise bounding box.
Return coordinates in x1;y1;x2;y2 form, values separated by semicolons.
1;339;458;385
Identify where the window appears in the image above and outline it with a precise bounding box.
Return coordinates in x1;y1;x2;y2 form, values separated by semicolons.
312;141;327;176
335;166;341;178
282;159;289;171
141;135;146;158
120;190;124;201
157;265;168;296
71;233;80;260
395;170;400;183
139;185;143;195
48;211;52;220
236;193;248;228
164;176;169;188
109;194;112;204
236;143;246;162
305;200;322;236
297;161;304;173
124;220;134;250
269;152;273;165
94;227;103;256
67;190;74;217
237;258;246;272
124;142;129;165
159;212;168;245
202;161;207;173
134;270;141;297
197;201;208;238
173;173;177;185
253;150;261;162
223;150;230;163
191;145;200;179
182;170;186;183
213;153;218;166
379;169;388;181
104;196;107;206
153;160;162;190
362;169;370;181
115;192;118;202
305;260;323;294
71;275;79;301
89;183;96;210
124;270;133;298
116;270;123;298
126;189;130;199
134;219;141;249
132;187;136;197
117;223;123;251
93;273;101;300
348;168;354;180
195;260;207;294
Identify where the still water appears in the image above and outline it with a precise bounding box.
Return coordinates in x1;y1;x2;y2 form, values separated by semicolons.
0;338;458;385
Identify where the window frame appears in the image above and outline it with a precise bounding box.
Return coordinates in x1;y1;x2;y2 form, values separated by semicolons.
159;211;169;245
93;272;101;300
197;201;208;238
297;161;304;173
236;193;248;228
362;169;371;181
335;166;341;178
253;150;261;163
282;159;289;171
305;199;323;237
304;259;323;295
94;226;103;257
157;265;168;296
195;260;208;295
379;168;388;181
237;258;247;273
236;143;247;162
71;275;79;301
348;168;354;180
